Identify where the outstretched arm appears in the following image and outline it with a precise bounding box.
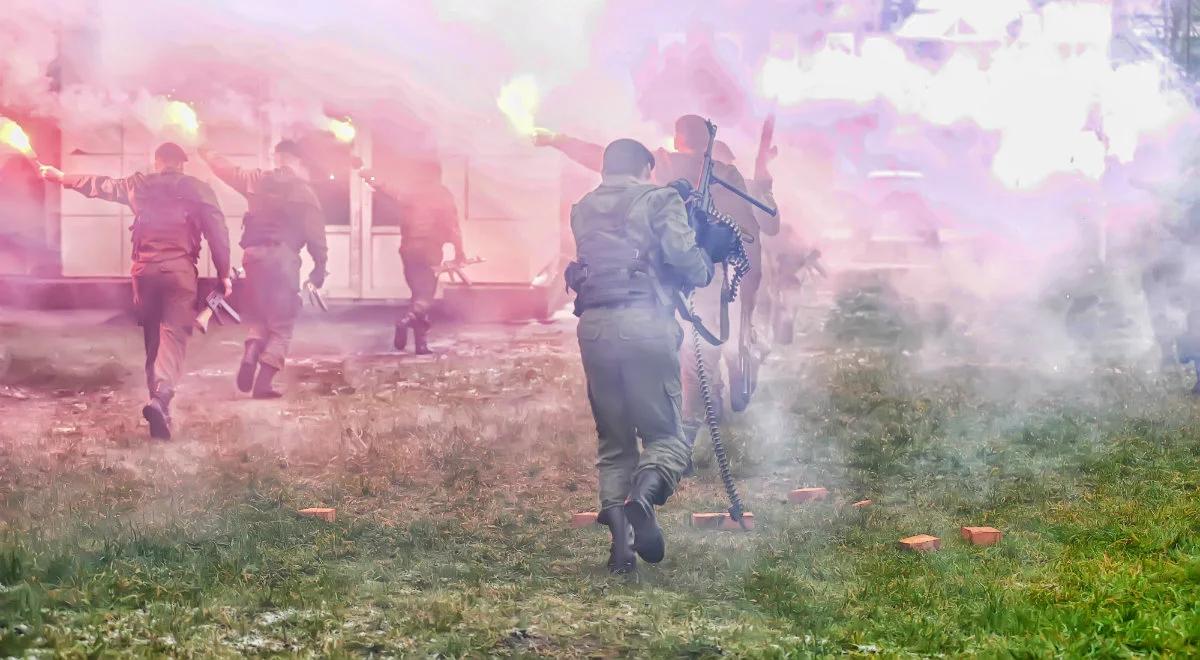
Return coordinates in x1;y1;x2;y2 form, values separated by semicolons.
198;148;263;196
41;165;137;207
534;131;604;173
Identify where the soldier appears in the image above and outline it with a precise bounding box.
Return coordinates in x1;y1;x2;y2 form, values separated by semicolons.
199;140;328;398
39;142;232;439
538;115;762;450
712;138;781;410
360;161;464;354
566;138;733;573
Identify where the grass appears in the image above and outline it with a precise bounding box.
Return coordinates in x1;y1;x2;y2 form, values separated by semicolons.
1;314;1200;657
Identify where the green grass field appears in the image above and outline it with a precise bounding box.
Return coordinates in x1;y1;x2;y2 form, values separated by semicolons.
1;313;1200;657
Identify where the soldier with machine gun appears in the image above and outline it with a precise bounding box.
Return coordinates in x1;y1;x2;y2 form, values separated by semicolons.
563;137;736;574
537;115;769;453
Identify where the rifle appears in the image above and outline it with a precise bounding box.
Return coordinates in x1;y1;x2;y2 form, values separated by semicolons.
195;267;244;333
679;119;777;530
436;257;485;285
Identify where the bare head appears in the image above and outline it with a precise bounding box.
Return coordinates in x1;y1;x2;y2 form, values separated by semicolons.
713;140;735;164
273;140;309;179
153;142;188;174
673;115;709;154
602;138;655;181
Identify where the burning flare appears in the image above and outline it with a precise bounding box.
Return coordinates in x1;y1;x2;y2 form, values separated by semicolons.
497;75;541;137
164;100;200;138
0;116;37;160
328;117;356;143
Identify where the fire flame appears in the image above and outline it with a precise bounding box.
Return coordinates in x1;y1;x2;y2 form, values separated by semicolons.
328;117;356;143
757;2;1187;190
164;100;200;138
497;75;540;137
0;116;36;159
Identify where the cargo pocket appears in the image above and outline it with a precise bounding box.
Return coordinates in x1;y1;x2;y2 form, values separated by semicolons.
577;314;604;342
664;379;683;423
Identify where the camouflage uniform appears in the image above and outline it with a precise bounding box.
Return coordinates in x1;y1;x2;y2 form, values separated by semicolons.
569;174;712;511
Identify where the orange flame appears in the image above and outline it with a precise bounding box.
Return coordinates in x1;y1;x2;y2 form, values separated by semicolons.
328;117;356;143
0;117;36;160
164;100;200;139
497;75;541;137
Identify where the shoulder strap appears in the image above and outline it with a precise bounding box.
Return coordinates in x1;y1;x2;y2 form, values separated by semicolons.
673;265;731;346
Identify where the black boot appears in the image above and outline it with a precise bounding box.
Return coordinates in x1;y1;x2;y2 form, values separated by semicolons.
623;470;669;564
598;507;636;575
237;340;262;393
412;314;432;355
252;364;284;399
393;319;410;352
141;385;173;440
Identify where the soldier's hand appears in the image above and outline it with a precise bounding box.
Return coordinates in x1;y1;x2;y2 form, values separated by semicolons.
221;277;234;297
531;128;558;148
307;270;326;289
38;165;64;183
700;221;739;263
358;168;379;188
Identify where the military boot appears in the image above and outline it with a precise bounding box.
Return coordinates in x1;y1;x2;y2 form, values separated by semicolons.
237;340;263;393
252;364;284;399
598;507;636;575
393;319;410;352
141;385;174;440
412;314;432;355
623;469;669;564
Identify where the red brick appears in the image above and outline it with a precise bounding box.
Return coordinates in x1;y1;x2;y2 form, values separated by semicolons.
299;507;336;523
571;512;600;528
691;512;755;531
851;499;873;509
788;487;830;504
898;534;940;552
960;526;1002;546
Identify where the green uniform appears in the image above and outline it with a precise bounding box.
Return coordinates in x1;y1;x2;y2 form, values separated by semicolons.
570;174;713;510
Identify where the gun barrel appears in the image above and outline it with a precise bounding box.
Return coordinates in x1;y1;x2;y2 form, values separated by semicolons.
216;298;242;324
711;173;777;216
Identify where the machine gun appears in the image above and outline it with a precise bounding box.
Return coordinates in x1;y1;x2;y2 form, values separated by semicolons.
677;118;777;529
195;267;244;333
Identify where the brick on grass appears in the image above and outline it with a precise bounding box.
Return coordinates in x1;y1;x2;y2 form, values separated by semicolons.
299;507;336;522
851;499;873;509
691;512;755;531
960;526;1002;546
788;487;829;504
571;512;600;528
898;534;940;552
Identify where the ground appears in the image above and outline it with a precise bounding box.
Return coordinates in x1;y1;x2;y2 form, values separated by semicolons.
1;304;1200;658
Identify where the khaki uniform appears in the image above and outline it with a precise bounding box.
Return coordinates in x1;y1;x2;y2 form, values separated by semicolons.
206;158;327;369
570;174;712;510
63;172;230;397
375;181;462;319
